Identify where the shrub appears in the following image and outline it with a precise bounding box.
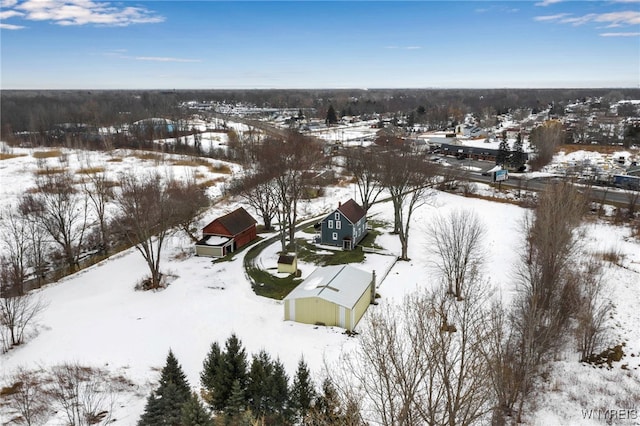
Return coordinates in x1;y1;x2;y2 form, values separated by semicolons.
32;150;62;159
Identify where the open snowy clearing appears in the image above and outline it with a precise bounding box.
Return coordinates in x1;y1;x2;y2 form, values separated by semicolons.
0;146;639;425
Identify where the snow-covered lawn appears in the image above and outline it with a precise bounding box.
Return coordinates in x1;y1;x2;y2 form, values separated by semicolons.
1;146;639;425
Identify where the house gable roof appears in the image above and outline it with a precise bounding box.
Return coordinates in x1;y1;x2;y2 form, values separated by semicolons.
335;199;366;224
205;207;257;236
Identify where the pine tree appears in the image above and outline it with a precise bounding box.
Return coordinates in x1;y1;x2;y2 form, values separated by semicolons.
139;350;191;426
290;358;316;423
270;359;291;423
201;334;248;412
511;132;526;170
497;134;510;166
200;341;222;409
246;350;274;417
222;334;248;403
225;379;246;419
181;392;214;426
307;378;341;425
325;105;338;125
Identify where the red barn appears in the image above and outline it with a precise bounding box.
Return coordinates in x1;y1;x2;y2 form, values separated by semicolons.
195;207;258;257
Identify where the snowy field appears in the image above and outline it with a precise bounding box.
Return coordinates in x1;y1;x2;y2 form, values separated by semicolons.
1;146;639;425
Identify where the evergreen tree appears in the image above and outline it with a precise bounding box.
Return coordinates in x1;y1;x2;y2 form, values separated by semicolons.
225;379;246;420
325;104;338;125
201;334;248;412
246;351;291;425
511;132;526;170
406;111;416;129
497;131;510;166
247;350;274;417
181;392;214;426
200;341;222;409
139;350;191;426
290;358;316;423
270;358;291;423
307;378;341;425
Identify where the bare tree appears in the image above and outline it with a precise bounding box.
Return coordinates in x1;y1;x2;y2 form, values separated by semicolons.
17;197;49;289
379;148;436;260
574;257;612;362
344;148;384;213
0;264;47;351
624;188;639;220
488;182;588;423
115;172;176;289
2;366;51;425
228;171;279;231
528;120;564;170
27;171;89;273
47;363;117;426
338;279;493;426
0;208;30;293
166;172;211;242
257;133;323;251
427;209;485;300
482;300;527;424
82;170;114;255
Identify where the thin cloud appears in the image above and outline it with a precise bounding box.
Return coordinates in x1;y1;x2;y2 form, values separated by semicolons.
135;56;202;63
600;31;640;36
535;10;640;26
535;0;564;6
0;22;26;29
534;13;571;21
4;0;164;27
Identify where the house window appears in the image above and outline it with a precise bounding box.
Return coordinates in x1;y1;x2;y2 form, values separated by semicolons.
332;232;338;241
328;220;333;229
335;212;340;220
336;220;341;230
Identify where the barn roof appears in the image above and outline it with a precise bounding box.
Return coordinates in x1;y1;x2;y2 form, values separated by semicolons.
337;199;366;224
205;207;257;236
284;265;372;309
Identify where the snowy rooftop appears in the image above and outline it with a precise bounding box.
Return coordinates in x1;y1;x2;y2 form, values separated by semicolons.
197;235;232;246
284;265;372;309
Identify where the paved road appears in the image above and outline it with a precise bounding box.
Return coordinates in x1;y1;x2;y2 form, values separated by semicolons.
211;112;637;207
431;154;636;206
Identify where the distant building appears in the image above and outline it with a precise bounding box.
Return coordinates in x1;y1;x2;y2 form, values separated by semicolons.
195;207;257;257
319;199;367;250
284;265;376;331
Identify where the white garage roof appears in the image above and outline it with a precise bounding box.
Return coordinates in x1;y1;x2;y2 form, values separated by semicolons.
284;265;372;309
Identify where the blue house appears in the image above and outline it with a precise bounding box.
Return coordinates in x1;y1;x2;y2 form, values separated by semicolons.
320;199;367;250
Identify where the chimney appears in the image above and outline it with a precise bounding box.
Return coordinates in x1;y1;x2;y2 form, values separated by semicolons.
338;201;342;207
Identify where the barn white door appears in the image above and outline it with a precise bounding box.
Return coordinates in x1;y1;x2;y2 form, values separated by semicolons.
339;306;346;328
289;300;295;320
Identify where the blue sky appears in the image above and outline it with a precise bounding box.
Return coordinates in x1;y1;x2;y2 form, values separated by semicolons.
1;1;639;89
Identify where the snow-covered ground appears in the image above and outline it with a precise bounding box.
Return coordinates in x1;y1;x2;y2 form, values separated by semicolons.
305;121;379;144
1;145;639;425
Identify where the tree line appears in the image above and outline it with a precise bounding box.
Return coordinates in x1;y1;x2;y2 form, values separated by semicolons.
0;165;210;352
138;334;359;426
5;88;638;141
